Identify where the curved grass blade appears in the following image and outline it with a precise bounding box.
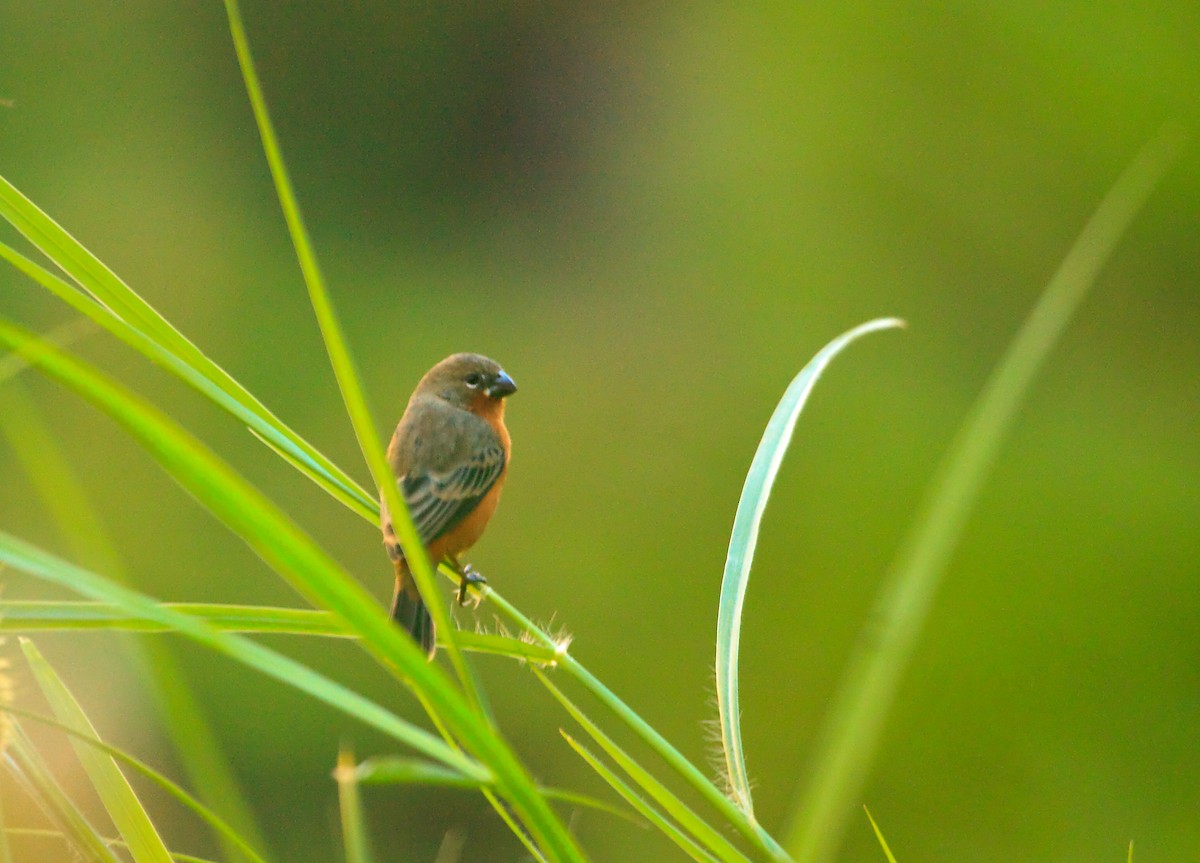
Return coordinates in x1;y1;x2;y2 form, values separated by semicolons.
0;179;375;519
6;724;122;863
0;377;272;863
15;651;628;857
220;0;481;713
783;124;1189;863
0;317;94;384
534;670;753;863
0;532;486;781
560;732;720;863
4;706;269;863
21;638;173;863
478;585;788;860
0;239;375;522
0;322;583;863
716;318;903;817
247;427;374;520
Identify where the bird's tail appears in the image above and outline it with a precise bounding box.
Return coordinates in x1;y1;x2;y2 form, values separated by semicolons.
390;564;436;659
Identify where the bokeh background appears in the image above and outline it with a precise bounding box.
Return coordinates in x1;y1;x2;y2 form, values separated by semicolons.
2;3;1199;862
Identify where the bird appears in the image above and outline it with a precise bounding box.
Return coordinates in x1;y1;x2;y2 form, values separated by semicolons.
380;353;517;658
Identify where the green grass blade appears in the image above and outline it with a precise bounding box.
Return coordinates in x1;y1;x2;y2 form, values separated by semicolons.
0;602;562;666
247;426;375;520
716;318;903;816
354;756;482;790
220;0;480;711
0;174;176;347
5;725;122;863
535;670;753;863
0;377;273;863
560;732;721;863
4;828;224;863
0;239;375;521
0;174;371;519
335;748;376;863
482;586;788;860
5;705;271;863
0;317;94;384
0;600;347;635
783;124;1189;863
862;807;898;863
0;532;487;780
537;789;643;826
454;632;558;663
21;638;176;863
0;320;585;862
355;756;638;824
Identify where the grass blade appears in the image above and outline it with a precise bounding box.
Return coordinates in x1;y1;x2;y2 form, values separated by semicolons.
0;239;375;522
3;828;224;863
354;756;483;790
0;323;578;860
535;670;753;863
5;705;270;863
355;756;638;824
248;426;374;520
560;732;721;863
0;531;487;780
5;724;123;863
335;748;376;863
0;377;273;862
0;178;375;519
221;9;544;854
0;317;94;384
481;586;788;860
783;124;1189;863
452;631;558;663
716;318;903;816
220;0;481;711
21;638;175;863
0;600;561;667
862;807;898;863
0;601;347;635
0;174;173;346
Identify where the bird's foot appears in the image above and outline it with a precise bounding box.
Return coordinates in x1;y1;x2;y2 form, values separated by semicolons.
457;564;487;606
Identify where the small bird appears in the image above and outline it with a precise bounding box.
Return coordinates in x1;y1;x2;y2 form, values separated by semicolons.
380;353;517;657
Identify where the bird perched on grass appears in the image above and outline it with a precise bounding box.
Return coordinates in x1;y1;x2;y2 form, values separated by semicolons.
380;353;517;657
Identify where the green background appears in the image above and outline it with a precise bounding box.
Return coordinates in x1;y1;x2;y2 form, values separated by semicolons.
2;3;1198;861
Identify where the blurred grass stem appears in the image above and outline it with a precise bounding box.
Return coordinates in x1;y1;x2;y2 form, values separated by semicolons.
783;123;1188;863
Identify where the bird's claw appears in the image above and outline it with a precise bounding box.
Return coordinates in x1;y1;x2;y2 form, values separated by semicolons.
457;564;487;606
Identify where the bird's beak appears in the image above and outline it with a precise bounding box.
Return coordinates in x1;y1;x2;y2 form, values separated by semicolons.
486;370;517;398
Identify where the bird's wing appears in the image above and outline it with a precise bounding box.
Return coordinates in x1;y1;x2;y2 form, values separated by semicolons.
399;441;506;546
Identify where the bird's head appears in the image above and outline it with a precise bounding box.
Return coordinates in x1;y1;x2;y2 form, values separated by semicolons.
417;353;517;411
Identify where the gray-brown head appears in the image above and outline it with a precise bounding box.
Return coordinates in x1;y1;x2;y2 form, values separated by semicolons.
413;353;517;411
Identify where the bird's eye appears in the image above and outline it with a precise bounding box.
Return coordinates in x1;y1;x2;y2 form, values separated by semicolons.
464;372;483;388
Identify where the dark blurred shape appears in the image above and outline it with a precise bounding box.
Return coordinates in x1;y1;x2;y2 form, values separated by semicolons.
251;3;629;233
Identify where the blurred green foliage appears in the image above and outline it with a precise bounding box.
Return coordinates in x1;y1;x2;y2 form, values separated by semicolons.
1;3;1197;862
